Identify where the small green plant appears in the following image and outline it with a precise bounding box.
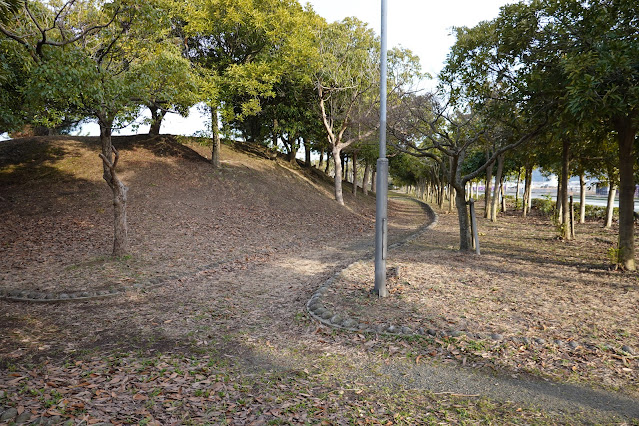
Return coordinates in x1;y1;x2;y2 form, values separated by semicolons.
293;312;305;323
607;246;621;268
465;339;487;352
41;389;63;408
553;219;568;238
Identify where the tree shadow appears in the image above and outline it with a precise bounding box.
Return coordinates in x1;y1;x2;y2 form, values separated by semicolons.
0;138;74;186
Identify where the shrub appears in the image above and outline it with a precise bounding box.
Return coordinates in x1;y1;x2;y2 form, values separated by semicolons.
531;198;619;221
531;196;555;216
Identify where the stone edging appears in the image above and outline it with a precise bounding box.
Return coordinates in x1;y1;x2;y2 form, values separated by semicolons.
0;277;169;303
305;197;637;358
0;250;272;303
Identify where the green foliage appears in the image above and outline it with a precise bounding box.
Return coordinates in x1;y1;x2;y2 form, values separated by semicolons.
0;0;22;23
0;0;200;133
555;0;639;125
314;17;380;150
389;151;428;187
531;196;555;216
185;0;316;121
0;36;30;132
582;203;619;221
531;197;619;222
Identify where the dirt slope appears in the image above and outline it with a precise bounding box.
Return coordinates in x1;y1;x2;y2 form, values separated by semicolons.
0;135;391;295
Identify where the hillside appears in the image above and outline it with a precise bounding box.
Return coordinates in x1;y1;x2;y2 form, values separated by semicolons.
2;136;639;424
0;135;408;296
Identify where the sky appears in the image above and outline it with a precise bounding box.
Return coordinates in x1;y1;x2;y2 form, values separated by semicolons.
120;0;516;136
306;0;514;81
1;0;514;139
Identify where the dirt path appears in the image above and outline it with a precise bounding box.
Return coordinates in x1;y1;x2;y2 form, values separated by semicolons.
1;195;638;423
211;196;639;422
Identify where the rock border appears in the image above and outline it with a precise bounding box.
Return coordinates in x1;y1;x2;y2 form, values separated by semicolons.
0;251;270;303
305;197;637;358
0;276;170;303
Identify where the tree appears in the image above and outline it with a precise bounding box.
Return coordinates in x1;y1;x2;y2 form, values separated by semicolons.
184;0;316;167
142;50;200;136
464;0;639;266
554;0;639;269
315;21;421;205
313;18;381;205
0;0;124;63
6;0;194;257
0;37;30;133
0;0;124;132
358;139;379;195
389;93;545;250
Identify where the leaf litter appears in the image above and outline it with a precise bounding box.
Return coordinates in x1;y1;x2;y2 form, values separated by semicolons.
0;136;631;423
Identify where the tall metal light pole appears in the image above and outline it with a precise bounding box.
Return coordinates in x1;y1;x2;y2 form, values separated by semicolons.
374;0;389;297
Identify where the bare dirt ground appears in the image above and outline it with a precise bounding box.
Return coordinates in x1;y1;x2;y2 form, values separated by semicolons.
1;136;638;424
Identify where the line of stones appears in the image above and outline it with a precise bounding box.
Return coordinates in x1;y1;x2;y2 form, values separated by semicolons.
0;248;276;303
0;275;171;303
305;199;636;358
306;197;438;335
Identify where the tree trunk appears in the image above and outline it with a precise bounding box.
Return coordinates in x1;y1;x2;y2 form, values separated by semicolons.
556;173;563;224
455;186;472;251
318;150;324;169
287;141;298;164
615;116;636;270
526;170;533;214
98;114;114;184
448;185;454;213
304;139;311;168
605;184;616;228
324;149;330;174
490;154;504;222
97;121;129;258
148;105;164;136
372;169;376;194
484;158;493;218
101;150;129;257
211;105;221;168
522;168;528;214
527;167;533;214
363;161;371;196
515;168;521;208
340;153;346;182
332;147;345;205
352;151;358;196
523;166;532;217
500;178;506;213
561;139;571;239
579;174;586;224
